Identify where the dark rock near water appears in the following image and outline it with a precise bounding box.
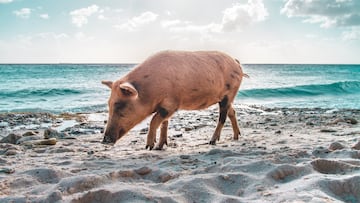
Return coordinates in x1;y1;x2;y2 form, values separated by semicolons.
22;131;38;137
0;133;22;144
44;128;68;139
329;142;345;151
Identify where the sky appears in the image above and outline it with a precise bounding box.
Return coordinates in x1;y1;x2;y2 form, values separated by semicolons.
0;0;359;64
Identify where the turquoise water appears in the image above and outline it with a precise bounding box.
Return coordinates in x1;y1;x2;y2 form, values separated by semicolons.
0;64;359;113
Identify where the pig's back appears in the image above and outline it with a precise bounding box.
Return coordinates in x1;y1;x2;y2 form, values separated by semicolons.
127;50;243;110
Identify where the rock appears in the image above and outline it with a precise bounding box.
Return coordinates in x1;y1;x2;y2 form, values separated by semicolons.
16;135;42;145
352;140;360;150
0;121;9;127
320;129;337;133
0;133;22;144
345;118;358;125
5;150;17;156
139;127;148;135
44;128;67;139
180;155;190;159
0;168;15;174
173;133;183;138
329;142;345;151
275;130;281;134
184;126;194;131
135;166;152;175
21;138;57;146
22;131;38;136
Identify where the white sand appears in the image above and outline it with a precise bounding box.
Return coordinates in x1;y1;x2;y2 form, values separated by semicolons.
0;105;360;203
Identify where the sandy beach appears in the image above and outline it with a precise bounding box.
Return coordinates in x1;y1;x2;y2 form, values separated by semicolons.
0;105;359;203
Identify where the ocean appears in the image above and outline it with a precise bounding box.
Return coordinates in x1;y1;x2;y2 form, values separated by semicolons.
0;64;359;113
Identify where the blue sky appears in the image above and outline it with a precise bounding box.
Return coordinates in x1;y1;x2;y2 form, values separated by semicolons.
0;0;359;63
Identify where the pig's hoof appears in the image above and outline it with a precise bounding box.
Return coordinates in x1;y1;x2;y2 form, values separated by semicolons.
145;145;154;150
209;140;216;145
154;146;163;150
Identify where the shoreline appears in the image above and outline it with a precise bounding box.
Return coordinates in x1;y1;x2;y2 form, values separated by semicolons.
1;105;360;202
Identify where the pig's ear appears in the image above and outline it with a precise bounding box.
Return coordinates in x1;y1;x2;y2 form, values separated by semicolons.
119;82;138;99
102;81;113;89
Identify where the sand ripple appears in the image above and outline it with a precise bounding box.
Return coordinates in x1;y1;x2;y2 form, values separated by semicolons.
311;159;360;174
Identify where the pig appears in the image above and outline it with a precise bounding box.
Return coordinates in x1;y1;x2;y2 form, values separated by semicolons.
102;50;248;150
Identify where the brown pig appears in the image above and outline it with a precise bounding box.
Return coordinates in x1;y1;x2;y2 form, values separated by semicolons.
102;50;248;150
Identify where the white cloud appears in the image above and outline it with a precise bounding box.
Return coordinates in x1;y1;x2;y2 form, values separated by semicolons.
281;0;360;28
13;8;31;19
221;0;268;32
70;4;99;27
0;0;12;3
114;11;158;31
39;14;49;19
163;0;268;34
342;28;360;40
161;20;182;28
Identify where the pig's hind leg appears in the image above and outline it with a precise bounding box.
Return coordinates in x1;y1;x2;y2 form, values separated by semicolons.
209;95;230;145
227;105;241;140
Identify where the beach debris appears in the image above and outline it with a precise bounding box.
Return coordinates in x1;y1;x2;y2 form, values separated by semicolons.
328;142;345;151
139;127;148;135
0;168;15;174
0;133;22;144
44;128;68;139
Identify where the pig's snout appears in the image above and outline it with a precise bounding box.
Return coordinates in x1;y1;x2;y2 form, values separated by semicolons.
102;127;125;144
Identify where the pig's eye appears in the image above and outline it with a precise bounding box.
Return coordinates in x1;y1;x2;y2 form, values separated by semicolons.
114;101;127;110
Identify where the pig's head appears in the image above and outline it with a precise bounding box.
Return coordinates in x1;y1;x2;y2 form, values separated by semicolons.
101;80;143;144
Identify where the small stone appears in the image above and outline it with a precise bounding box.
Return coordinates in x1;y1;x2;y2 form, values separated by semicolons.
5;149;17;156
275;130;281;134
328;142;345;151
87;150;95;155
180;155;190;159
0;168;15;174
135;166;152;175
345;118;358;125
139;127;148;135
0;121;9;127
173;133;183;138
16;135;42;145
21;138;57;146
44;128;67;139
184;126;194;131
352;140;360;150
159;172;173;183
22;131;38;136
0;133;22;144
320;129;337;133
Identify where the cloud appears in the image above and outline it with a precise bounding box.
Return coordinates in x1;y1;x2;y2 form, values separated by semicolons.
39;14;49;19
114;11;158;31
163;0;268;34
0;0;12;3
342;27;360;40
13;8;31;19
221;0;268;32
70;4;99;27
281;0;360;28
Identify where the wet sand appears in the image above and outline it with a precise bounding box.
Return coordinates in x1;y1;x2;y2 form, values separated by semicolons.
0;105;359;202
